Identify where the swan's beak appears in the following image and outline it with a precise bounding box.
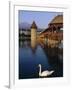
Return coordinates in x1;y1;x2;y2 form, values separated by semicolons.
38;64;40;67
38;64;41;66
38;65;40;67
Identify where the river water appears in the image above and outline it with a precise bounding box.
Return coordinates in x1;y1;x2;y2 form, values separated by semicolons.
19;40;63;79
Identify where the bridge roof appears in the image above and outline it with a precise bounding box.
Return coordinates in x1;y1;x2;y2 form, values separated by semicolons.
50;15;63;24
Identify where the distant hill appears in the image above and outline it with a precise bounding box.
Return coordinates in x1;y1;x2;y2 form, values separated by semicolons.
19;22;31;30
19;22;45;32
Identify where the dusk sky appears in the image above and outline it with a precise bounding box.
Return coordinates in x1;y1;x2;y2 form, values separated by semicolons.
19;10;63;29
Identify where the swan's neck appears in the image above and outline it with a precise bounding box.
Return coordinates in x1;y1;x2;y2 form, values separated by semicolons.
39;65;41;75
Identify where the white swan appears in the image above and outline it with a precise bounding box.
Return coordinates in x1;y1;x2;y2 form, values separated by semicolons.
38;64;54;77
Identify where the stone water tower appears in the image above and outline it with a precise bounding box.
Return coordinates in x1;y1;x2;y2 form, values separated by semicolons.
31;21;37;42
31;21;37;49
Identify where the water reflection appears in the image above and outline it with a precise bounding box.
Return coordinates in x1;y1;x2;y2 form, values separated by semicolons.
31;39;37;53
19;40;63;79
42;45;63;77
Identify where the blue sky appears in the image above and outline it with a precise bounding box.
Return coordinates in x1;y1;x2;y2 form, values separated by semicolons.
19;10;63;29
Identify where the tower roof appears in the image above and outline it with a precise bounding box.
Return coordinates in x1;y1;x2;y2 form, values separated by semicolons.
31;21;37;29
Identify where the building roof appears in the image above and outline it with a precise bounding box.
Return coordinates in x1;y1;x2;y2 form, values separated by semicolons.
41;28;50;33
31;21;37;29
40;15;63;34
50;15;63;24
